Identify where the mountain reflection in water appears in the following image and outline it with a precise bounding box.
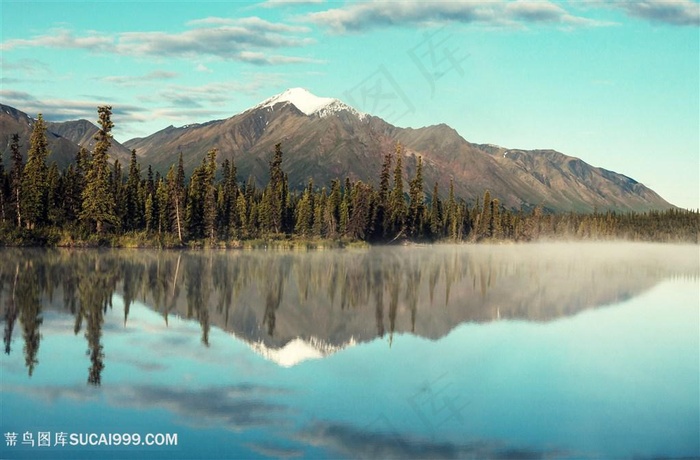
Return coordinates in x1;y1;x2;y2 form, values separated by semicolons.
1;243;698;460
1;243;697;378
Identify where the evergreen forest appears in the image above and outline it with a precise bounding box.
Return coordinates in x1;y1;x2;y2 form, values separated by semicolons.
1;107;698;247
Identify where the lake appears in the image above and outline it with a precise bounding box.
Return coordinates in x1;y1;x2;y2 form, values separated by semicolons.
0;243;698;459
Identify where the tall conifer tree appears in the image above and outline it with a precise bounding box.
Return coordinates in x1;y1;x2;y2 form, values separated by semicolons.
81;106;118;233
22;114;50;229
262;143;286;234
407;156;425;238
388;143;407;237
125;150;142;230
9;134;23;228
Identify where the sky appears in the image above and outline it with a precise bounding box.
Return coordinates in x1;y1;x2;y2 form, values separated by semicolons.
1;0;698;209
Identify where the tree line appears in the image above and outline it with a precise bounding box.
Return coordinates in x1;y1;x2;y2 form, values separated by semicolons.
1;106;697;246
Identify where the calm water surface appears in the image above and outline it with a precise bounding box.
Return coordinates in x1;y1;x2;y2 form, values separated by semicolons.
0;243;698;459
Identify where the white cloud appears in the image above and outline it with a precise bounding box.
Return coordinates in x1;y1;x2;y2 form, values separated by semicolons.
0;17;316;65
1;74;288;140
148;78;285;110
305;0;610;33
0;57;51;75
100;70;179;86
611;0;700;26
0;29;115;52
236;51;321;65
0;89;150;129
259;0;325;8
195;63;213;73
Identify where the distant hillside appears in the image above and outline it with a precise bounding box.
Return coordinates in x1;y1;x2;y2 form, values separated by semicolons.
0;104;132;168
124;88;673;213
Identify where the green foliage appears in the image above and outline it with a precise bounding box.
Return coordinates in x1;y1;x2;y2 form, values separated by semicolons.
10;133;23;228
407;156;425;238
1;106;696;248
81;106;118;233
388;143;407;238
125;150;143;230
21;114;50;229
261;143;287;235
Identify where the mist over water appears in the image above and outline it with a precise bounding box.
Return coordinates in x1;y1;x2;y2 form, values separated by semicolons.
0;242;698;459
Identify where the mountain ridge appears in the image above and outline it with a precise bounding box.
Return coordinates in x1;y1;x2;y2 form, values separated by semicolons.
1;90;674;213
122;88;672;212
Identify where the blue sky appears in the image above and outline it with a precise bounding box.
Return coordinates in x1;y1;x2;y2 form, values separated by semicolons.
1;0;698;209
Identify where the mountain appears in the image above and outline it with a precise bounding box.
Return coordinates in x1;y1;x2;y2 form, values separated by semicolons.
2;90;673;213
124;88;671;213
0;104;132;168
18;243;698;367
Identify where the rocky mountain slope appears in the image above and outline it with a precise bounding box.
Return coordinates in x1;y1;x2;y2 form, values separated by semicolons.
1;88;673;213
124;88;672;213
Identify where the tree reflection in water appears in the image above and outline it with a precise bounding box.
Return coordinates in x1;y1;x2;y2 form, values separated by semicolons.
0;244;696;383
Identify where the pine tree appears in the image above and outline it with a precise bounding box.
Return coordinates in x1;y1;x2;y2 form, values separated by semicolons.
185;163;205;239
372;149;393;239
81;106;118;233
429;182;442;239
218;157;239;239
262;143;286;234
312;188;327;237
327;179;342;238
294;180;314;236
347;181;373;240
407;155;425;238
490;198;502;239
166;166;183;242
146;165;155;198
112;159;125;229
477;190;492;240
144;193;154;233
339;199;349;236
174;153;187;240
445;179;458;240
76;146;90;178
22;114;50;229
155;177;169;235
340;178;351;236
203;149;217;241
9;133;23;228
62;147;90;225
0;152;6;225
235;192;248;238
125;150;142;230
62;165;79;225
184;149;217;241
46;163;62;225
388;143;407;237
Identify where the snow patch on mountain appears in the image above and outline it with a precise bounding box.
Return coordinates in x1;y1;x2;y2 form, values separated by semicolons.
247;336;357;367
254;87;366;120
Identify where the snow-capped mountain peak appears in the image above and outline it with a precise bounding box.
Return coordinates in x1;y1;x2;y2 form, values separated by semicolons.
254;87;366;120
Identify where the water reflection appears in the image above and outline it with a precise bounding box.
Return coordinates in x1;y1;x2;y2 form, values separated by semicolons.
1;244;698;381
1;244;698;460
